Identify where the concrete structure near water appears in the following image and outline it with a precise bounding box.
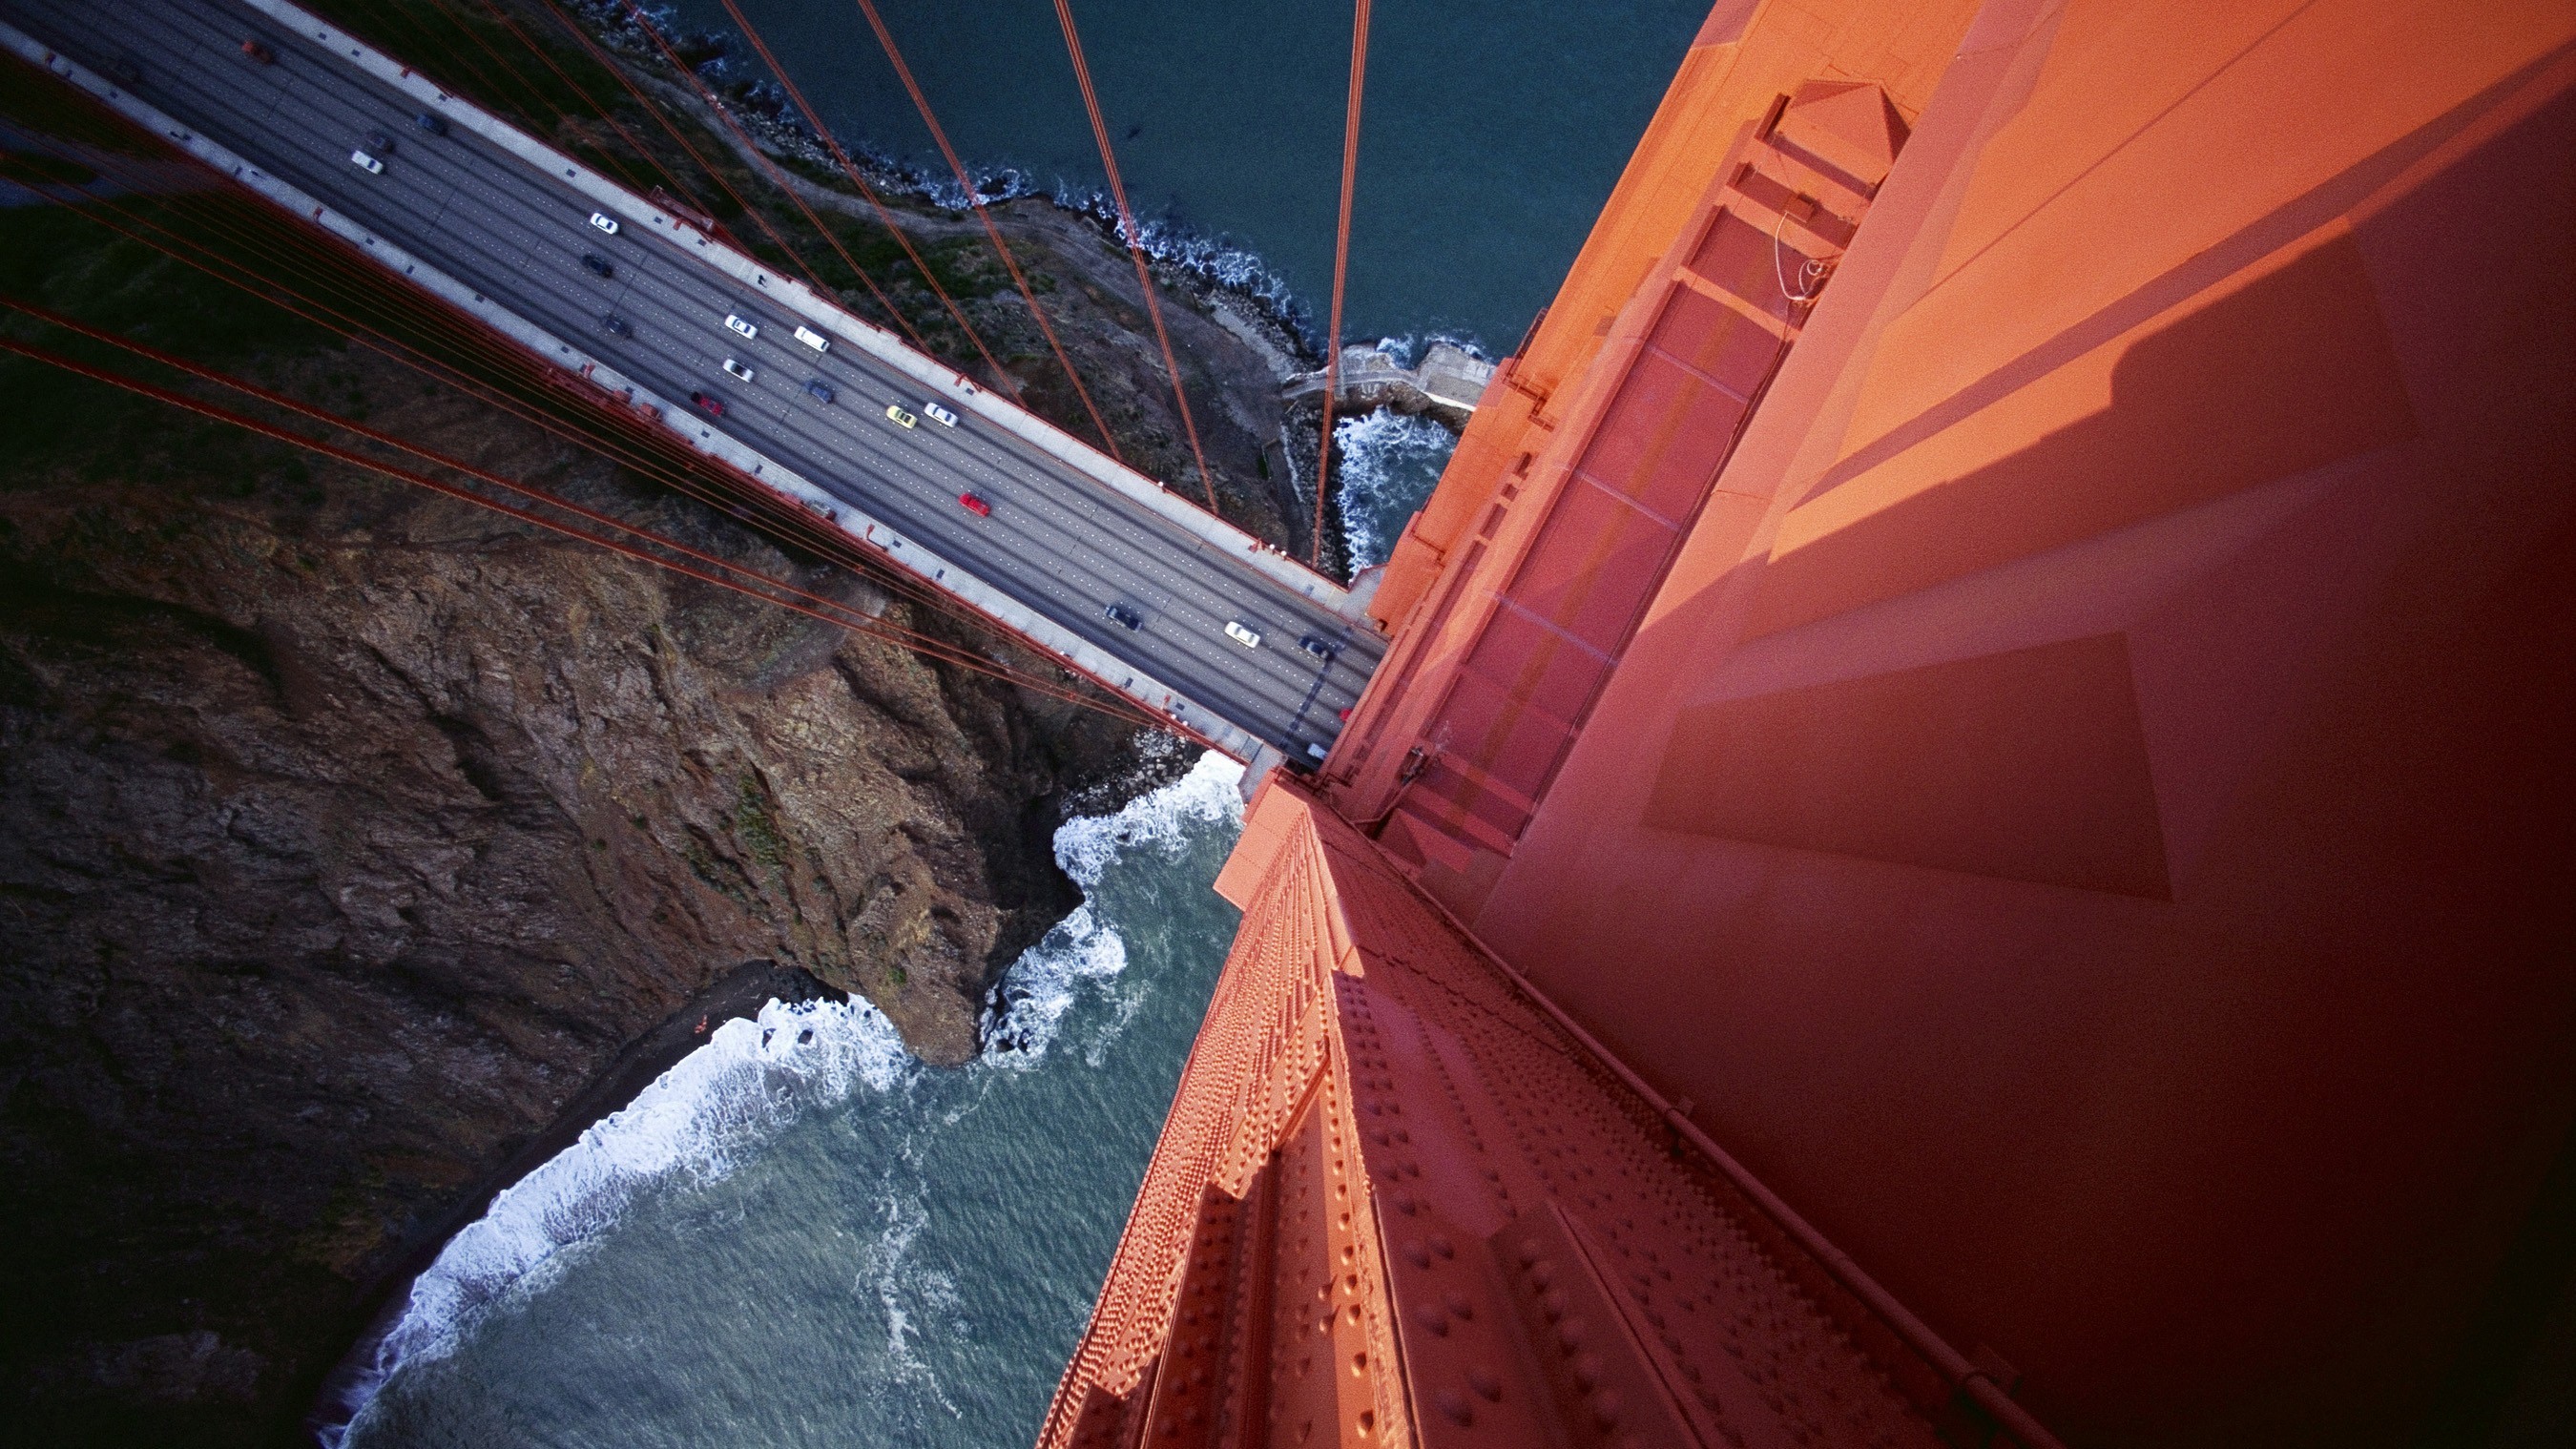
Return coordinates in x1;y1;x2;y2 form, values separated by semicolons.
1282;340;1497;424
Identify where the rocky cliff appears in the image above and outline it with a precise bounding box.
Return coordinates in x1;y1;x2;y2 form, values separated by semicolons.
0;188;1220;1446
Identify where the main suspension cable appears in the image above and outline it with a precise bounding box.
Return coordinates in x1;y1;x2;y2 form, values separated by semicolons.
1314;0;1374;566
14;135;993;635
0;328;1163;725
457;0;670;201
707;0;1022;397
593;0;836;295
3;80;1196;736
1048;0;1218;512
847;0;1124;460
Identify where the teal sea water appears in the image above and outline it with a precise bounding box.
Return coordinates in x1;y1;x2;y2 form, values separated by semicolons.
671;0;1708;353
338;756;1248;1446
336;3;1709;1442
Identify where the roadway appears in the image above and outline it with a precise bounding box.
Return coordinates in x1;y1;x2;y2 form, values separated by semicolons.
2;0;1385;761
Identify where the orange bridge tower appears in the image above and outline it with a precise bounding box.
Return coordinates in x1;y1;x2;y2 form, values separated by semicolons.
1043;0;2576;1444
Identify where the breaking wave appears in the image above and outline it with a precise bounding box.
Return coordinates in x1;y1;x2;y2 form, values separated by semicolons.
981;750;1245;1064
322;996;913;1444
1333;406;1462;569
325;751;1242;1443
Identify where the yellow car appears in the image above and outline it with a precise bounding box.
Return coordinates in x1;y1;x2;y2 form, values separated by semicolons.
884;404;917;428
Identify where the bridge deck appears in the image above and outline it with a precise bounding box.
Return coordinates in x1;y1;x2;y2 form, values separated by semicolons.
1;0;1385;763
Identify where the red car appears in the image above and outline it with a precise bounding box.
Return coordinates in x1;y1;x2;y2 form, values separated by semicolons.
958;491;991;517
240;39;275;64
690;391;725;418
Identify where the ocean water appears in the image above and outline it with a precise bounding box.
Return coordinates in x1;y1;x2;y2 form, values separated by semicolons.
335;4;1708;1441
670;0;1711;353
339;755;1248;1448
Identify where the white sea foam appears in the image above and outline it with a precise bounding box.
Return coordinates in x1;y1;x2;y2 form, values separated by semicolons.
1333;406;1462;569
862;1189;966;1419
330;752;1245;1442
325;996;911;1444
981;751;1245;1065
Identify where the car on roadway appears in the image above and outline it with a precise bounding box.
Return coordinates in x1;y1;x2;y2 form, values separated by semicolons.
923;401;958;427
721;358;754;382
1224;620;1261;650
349;149;384;175
239;38;274;64
601;315;631;337
366;130;395;155
884;404;917;428
690;391;724;417
958;491;992;517
724;313;758;341
581;253;613;278
1105;603;1143;631
793;324;831;353
110;58;142;86
415;112;447;135
589;211;619;236
1298;633;1338;660
804;379;835;404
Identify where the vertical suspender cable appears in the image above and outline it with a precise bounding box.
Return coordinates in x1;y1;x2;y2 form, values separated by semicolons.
600;0;838;294
524;0;728;217
3;73;1194;733
1314;0;1372;567
0;332;1157;722
1049;0;1219;513
846;0;1125;461
582;4;918;357
526;2;937;355
706;0;1027;399
16;126;973;631
461;0;673;199
1308;0;1370;573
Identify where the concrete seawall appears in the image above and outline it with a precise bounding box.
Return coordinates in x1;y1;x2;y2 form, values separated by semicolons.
1282;341;1494;424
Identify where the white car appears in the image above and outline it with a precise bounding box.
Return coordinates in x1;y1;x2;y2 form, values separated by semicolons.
721;357;754;382
349;149;384;175
588;211;619;236
1223;620;1261;650
922;402;958;427
793;324;831;353
725;314;758;341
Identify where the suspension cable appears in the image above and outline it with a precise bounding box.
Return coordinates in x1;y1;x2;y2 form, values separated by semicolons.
544;0;924;366
0;293;951;658
458;0;669;201
1048;0;1218;512
518;0;727;217
592;1;834;294
0;327;1163;724
847;0;1124;460
706;0;1022;397
15;135;990;632
3;77;1201;738
1314;0;1373;566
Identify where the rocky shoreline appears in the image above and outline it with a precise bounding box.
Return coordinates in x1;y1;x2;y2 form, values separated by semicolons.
0;19;1304;1439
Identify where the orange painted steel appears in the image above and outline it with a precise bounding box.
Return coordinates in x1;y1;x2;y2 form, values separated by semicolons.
1041;776;2046;1448
848;0;1123;459
1049;0;1221;513
1057;0;2576;1443
1310;0;1372;566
